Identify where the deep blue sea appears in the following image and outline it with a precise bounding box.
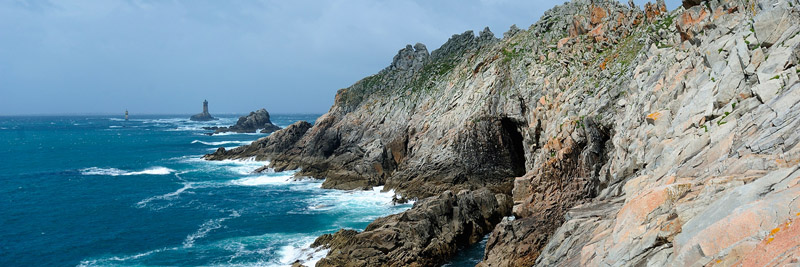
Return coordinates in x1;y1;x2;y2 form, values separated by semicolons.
0;114;486;266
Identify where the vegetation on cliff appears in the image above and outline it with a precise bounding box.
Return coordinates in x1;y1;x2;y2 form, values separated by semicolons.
208;0;800;265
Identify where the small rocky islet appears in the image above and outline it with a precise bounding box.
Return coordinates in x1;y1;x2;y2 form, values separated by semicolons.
189;99;217;121
207;0;800;266
203;108;281;135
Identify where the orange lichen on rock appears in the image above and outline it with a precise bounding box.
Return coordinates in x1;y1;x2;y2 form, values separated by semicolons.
599;53;617;70
676;7;709;41
646;111;662;124
589;24;606;42
590;6;607;25
557;37;571;49
644;1;666;22
733;218;800;266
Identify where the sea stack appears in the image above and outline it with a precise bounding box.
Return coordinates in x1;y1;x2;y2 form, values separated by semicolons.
190;100;217;121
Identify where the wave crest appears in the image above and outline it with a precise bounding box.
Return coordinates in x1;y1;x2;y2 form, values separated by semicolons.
191;140;252;146
80;166;175;176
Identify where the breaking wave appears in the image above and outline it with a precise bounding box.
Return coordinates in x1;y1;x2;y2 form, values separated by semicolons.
80;166;175;176
191;140;252;146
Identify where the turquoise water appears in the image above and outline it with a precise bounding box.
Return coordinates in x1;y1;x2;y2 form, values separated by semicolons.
0;115;418;266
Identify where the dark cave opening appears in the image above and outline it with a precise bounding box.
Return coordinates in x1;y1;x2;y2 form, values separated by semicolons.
500;117;526;176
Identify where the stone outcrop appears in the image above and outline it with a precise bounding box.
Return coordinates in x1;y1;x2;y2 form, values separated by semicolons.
204;108;280;135
208;0;800;265
310;188;511;267
203;120;311;161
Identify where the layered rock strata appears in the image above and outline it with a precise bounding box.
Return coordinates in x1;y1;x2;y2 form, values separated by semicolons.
208;0;800;265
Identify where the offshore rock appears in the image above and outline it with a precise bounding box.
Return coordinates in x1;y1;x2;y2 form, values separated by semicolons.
189;100;217;121
190;112;216;121
206;108;281;134
311;188;510;267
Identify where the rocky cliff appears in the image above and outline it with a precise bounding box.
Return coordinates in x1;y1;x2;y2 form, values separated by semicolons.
208;0;800;265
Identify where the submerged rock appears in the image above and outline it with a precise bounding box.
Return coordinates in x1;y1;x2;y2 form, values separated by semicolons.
207;108;280;134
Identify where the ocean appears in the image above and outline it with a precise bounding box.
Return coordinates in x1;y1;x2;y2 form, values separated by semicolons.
0;115;485;266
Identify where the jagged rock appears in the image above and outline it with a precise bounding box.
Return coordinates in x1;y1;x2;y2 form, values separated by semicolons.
203;120;310;161
312;189;511;267
676;5;709;43
644;0;667;22
208;108;281;134
681;0;702;9
503;24;522;39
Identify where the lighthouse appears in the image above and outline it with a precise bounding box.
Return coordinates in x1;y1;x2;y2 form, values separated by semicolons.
190;99;217;121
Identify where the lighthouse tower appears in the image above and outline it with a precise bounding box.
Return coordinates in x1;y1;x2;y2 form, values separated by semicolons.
190;99;217;121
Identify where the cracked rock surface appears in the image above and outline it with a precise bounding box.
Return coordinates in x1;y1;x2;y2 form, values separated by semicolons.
208;0;800;265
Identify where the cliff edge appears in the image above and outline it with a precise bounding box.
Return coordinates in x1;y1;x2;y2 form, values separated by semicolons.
208;0;800;265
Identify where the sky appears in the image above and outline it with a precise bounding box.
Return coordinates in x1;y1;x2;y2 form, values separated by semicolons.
0;0;680;115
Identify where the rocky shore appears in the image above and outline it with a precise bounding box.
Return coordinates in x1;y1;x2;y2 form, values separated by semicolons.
208;0;800;265
311;189;511;267
204;108;281;135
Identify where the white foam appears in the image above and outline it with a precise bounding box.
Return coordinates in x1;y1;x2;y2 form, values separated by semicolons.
135;182;194;209
183;211;241;248
80;167;127;176
191;140;252;146
77;247;175;267
210;131;268;136
126;167;175;176
299;186;414;226
80;166;175;176
276;238;329;267
182;156;270;175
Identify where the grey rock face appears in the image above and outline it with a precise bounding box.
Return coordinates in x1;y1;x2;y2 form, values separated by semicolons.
208;0;800;265
203;120;310;162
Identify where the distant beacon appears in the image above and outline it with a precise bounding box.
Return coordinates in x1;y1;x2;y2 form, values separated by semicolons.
190;99;218;121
